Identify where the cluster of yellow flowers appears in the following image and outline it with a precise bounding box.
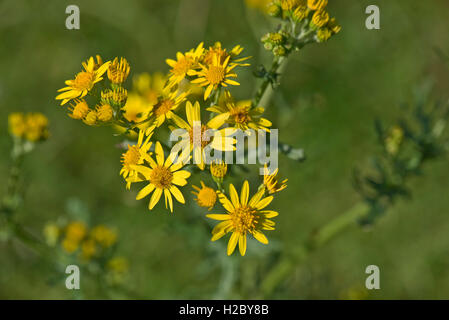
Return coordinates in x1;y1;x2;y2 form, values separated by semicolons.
261;0;341;56
55;40;290;255
8;112;49;142
56;55;129;126
44;221;119;261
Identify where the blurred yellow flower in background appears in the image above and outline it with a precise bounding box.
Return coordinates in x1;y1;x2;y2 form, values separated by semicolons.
91;225;117;248
8;112;49;142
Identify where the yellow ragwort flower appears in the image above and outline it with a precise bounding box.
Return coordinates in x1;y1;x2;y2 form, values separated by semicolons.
311;9;329;28
170;101;236;170
65;221;87;242
210;160;228;182
281;0;304;11
202;42;251;69
83;110;98;126
307;0;327;11
101;87;128;107
166;42;204;88
207;91;272;131
192;181;217;210
108;57;130;84
207;181;278;256
152;87;189;128
263;164;288;194
129;141;191;212
120;129;153;186
121;93;153;125
56;56;111;105
68;99;89;120
62;237;79;253
8;113;26;138
191;54;240;101
96;103;114;122
91;225;117;248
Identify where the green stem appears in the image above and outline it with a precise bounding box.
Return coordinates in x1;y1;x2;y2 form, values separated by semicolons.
252;56;287;108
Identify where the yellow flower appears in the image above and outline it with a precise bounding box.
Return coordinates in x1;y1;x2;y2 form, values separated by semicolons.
8;112;49;142
170;101;236;170
121;93;153;125
65;221;87;242
120;129;153;186
101;87;128;108
311;9;329;28
133;72;167;106
166;42;204;88
128;141;191;212
293;3;308;21
202;42;251;69
207;91;272;131
307;0;327;11
152;87;189;128
8;113;26;138
263;164;288;194
192;181;217;210
96;103;114;122
210;160;228;182
62;237;79;253
107;57;130;84
81;238;97;260
68;99;89;120
207;181;278;256
56;56;111;105
91;225;117;248
83;110;97;126
281;0;304;11
191;54;240;100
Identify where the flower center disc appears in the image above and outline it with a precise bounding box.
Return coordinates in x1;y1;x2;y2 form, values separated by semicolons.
230;107;251;124
173;57;192;76
189;125;209;148
150;166;173;189
206;66;225;85
74;72;95;90
154;99;174;117
231;205;258;234
124;146;141;168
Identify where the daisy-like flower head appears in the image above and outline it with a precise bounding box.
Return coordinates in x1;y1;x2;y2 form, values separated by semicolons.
68;99;90;120
83;110;98;126
192;181;217;210
207;181;278;256
166;42;204;88
107;57;130;84
263;164;288;194
170;101;236;170
128;141;191;212
202;42;251;68
152;87;190;128
120;129;153;187
207;91;272;132
96;103;114;122
56;56;111;105
191;54;240;101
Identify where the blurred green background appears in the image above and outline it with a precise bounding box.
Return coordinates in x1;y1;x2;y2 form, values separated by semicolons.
1;0;449;299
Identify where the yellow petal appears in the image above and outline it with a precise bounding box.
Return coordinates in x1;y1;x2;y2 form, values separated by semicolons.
164;189;174;212
149;188;163;210
169;185;185;203
155;141;164;166
136;183;155;200
249;188;264;207
207;113;229;129
255;196;273;210
252;230;268;244
238;234;247;256
217;191;234;212
240;180;249;206
227;232;239;256
206;214;231;221
229;183;240;208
